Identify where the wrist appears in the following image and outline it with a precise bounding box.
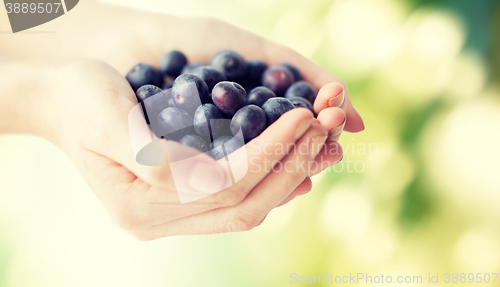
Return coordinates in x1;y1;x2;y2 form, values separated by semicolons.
0;59;65;143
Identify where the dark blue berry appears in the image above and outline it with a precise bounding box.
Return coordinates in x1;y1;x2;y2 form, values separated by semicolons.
285;81;316;104
181;62;205;74
126;63;163;92
279;63;302;81
192;66;226;91
161;82;176;108
157;107;195;140
143;89;174;135
230;105;266;143
179;134;209;152
210;50;247;82
136;84;165;125
245;59;268;86
246;86;276;107
261;65;296;96
136;84;163;102
261;97;295;126
172;73;210;115
210;136;244;160
288;97;314;115
211;81;246;117
159;50;188;77
193;104;229;142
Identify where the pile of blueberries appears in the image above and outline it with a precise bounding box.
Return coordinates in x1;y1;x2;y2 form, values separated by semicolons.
126;50;317;160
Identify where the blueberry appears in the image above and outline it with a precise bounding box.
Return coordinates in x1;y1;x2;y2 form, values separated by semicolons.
136;84;163;102
230;105;266;143
157;107;195;140
162;81;174;90
246;86;276;107
210;50;247;82
192;66;226;91
181;62;205;74
179;134;209;152
172;73;210;115
136;85;164;126
284;81;316;104
135;84;165;125
193;104;229;142
126;63;163;92
143;89;174;134
288;97;314;115
161;81;175;107
261;65;296;97
159;50;188;78
211;81;247;117
278;63;302;81
261;97;295;126
245;59;268;86
210;136;244;160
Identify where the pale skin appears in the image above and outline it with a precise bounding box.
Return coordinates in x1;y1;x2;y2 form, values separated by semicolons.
0;1;364;240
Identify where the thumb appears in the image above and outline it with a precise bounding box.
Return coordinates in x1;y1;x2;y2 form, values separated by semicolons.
112;88;230;197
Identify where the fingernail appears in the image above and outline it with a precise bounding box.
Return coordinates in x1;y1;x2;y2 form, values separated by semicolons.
188;162;225;195
338;155;344;163
309;135;327;160
328;87;345;108
328;117;346;140
295;118;313;140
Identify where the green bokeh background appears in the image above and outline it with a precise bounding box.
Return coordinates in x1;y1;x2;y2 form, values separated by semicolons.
1;0;500;286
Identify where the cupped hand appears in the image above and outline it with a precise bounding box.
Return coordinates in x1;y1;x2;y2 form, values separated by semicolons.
25;2;362;239
49;59;343;239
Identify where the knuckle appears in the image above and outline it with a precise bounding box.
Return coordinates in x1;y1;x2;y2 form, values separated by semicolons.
215;185;247;207
309;125;328;140
224;209;264;232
